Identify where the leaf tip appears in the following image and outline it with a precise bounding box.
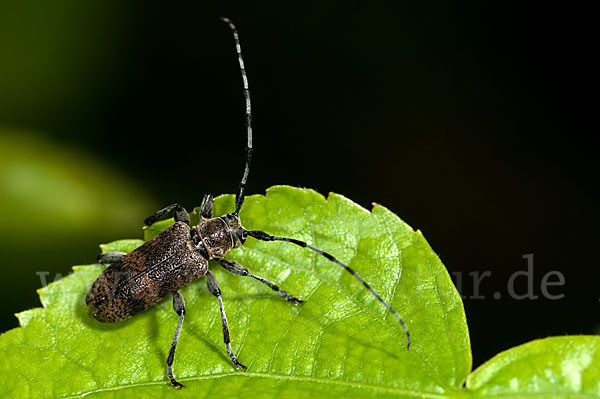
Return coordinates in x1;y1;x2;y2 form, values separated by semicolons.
15;308;42;328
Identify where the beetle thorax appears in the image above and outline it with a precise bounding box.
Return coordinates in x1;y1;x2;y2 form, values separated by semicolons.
192;214;245;259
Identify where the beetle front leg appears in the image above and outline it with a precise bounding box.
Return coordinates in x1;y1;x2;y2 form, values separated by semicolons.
216;258;304;305
167;291;186;389
206;271;247;371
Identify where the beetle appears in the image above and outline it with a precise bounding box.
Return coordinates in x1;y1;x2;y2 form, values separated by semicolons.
86;17;410;389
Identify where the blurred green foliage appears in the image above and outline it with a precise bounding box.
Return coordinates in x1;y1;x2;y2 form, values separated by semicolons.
0;129;155;332
0;131;154;238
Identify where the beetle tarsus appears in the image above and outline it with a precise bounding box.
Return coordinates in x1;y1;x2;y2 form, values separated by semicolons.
278;290;305;305
170;378;185;389
232;357;247;371
167;292;186;390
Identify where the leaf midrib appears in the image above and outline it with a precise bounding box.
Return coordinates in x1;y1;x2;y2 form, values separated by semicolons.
58;371;451;399
57;371;600;399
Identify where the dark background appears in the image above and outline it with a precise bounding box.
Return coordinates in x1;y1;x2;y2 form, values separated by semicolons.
0;1;597;369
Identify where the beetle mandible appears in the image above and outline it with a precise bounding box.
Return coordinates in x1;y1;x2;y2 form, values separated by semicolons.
86;17;410;389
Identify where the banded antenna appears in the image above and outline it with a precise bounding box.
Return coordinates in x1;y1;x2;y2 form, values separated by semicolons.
221;17;253;216
222;18;411;350
244;232;411;349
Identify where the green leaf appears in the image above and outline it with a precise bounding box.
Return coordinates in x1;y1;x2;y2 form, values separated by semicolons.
99;239;145;254
0;186;598;398
0;130;156;240
467;336;600;397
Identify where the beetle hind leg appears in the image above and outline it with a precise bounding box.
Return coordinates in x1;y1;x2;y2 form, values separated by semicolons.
206;271;247;371
167;291;186;389
96;251;126;264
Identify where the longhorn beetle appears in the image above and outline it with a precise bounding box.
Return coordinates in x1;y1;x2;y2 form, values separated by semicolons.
86;17;410;389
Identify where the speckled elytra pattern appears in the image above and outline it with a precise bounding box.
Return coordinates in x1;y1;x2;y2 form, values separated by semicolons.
86;222;208;322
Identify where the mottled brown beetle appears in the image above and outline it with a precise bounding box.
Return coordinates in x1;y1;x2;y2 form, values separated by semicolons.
86;17;410;389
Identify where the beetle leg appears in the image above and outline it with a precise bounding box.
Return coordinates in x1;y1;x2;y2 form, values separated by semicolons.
167;291;186;389
144;204;190;226
96;251;126;264
216;258;304;305
199;194;213;218
246;229;411;349
206;271;247;371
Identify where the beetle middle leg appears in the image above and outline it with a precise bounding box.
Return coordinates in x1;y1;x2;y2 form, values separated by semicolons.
216;258;304;305
144;204;190;226
206;271;247;371
167;291;186;389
